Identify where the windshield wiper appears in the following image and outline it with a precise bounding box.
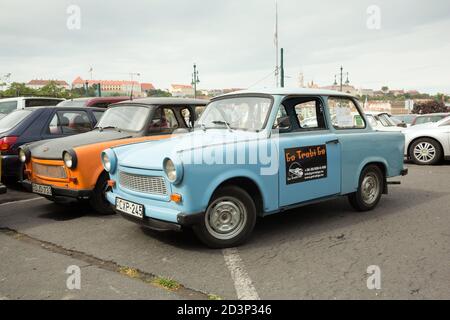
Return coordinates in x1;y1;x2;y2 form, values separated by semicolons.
212;120;233;132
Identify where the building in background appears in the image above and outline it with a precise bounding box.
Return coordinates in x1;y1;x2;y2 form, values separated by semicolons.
169;84;194;97
140;83;156;96
72;76;144;97
27;79;70;90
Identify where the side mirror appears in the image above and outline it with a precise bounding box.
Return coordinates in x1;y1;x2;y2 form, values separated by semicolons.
397;123;407;128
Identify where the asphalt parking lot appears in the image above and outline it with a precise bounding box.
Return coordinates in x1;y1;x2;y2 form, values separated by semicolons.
0;163;449;300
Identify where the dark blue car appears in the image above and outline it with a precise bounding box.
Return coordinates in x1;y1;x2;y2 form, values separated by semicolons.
0;106;104;181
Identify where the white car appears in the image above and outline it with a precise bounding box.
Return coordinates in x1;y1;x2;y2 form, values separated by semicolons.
364;111;403;132
0;97;63;119
403;116;450;165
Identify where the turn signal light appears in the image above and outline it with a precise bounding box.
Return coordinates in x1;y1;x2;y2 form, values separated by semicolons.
170;193;182;203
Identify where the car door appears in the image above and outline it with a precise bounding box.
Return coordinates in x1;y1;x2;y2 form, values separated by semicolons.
327;96;372;194
276;96;341;207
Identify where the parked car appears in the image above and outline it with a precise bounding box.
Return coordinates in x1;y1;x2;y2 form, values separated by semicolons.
102;88;407;248
403;116;450;165
20;98;208;213
392;114;417;127
364;111;403;132
57;97;129;109
411;113;450;126
0;106;104;180
0;97;64;119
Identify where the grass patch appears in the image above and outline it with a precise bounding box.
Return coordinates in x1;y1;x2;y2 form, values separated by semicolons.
118;267;140;278
208;294;222;300
153;277;180;290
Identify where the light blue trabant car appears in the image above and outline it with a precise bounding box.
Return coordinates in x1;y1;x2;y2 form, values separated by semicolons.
102;88;408;248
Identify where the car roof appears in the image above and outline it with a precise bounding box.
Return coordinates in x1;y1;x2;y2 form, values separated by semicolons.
113;97;209;106
0;96;64;102
215;87;355;98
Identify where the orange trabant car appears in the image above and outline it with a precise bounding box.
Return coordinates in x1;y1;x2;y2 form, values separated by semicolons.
19;98;207;213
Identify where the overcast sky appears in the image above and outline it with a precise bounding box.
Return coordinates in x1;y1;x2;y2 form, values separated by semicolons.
0;0;449;93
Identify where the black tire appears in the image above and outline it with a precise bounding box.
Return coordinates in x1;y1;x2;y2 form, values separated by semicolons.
409;138;443;165
90;172;114;215
348;165;383;212
193;186;257;248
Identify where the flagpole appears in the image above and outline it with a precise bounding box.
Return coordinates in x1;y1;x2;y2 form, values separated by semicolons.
275;0;279;87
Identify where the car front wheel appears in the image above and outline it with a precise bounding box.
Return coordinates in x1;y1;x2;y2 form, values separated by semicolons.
348;165;383;212
90;172;114;215
409;138;442;165
193;186;256;248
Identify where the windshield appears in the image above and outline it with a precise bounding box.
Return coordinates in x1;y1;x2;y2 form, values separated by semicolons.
96;106;150;132
0;109;32;132
197;96;272;132
57;99;87;107
0;101;18;115
415;115;447;125
377;114;396;127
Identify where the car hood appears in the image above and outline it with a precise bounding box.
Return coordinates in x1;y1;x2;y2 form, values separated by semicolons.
30;129;135;159
116;129;264;170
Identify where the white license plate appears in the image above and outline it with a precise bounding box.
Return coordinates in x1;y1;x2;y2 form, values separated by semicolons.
32;183;52;196
116;198;144;219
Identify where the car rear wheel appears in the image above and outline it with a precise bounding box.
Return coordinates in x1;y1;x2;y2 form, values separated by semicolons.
348;165;383;212
193;186;256;248
409;138;442;165
90;172;114;215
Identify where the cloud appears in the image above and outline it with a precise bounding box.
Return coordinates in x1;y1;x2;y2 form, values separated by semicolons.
0;0;449;93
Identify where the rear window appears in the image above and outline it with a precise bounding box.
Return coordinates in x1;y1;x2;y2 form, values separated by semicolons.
57;100;87;107
0;101;18;115
25;99;61;108
0;109;33;132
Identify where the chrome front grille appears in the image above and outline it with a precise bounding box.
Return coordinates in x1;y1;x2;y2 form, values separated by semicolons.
119;171;168;196
33;162;67;179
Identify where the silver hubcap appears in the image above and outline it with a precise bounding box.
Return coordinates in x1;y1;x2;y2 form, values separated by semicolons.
413;142;436;163
205;198;247;240
361;173;380;205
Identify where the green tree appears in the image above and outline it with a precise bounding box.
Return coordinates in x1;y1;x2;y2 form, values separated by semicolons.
146;89;172;97
412;100;447;114
2;82;37;97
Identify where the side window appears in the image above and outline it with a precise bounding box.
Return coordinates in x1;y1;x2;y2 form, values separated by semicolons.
0;101;18;115
147;108;180;134
273;105;291;131
328;97;365;129
47;111;92;135
93;111;104;122
181;108;193;128
293;100;326;130
48;114;62;135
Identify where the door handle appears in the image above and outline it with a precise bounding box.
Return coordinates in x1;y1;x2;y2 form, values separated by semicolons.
326;139;339;144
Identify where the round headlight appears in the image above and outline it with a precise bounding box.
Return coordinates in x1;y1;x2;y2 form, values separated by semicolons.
101;150;117;174
63;150;77;169
163;158;177;182
102;153;111;172
19;149;27;163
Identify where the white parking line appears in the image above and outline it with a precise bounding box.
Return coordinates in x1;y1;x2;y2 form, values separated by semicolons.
222;248;260;300
0;197;44;207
